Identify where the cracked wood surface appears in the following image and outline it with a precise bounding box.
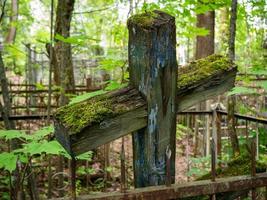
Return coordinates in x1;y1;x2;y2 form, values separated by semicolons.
54;60;237;156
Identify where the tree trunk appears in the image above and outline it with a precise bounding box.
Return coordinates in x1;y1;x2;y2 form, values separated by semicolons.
46;43;61;86
195;10;215;59
0;51;23;200
227;96;240;156
54;0;75;197
227;0;240;157
0;52;15;131
218;7;229;53
54;0;75;105
195;6;215;158
5;0;18;43
228;0;238;61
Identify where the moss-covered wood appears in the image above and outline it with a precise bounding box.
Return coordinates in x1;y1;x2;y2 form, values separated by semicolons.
177;54;237;111
54;87;147;156
177;54;234;89
128;10;177;187
54;54;237;156
54;87;145;135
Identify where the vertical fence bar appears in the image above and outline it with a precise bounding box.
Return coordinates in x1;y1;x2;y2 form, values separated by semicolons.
216;111;222;163
212;108;217;167
70;158;76;200
120;137;127;192
211;138;216;199
211;108;217;200
211;138;216;182
251;138;256;200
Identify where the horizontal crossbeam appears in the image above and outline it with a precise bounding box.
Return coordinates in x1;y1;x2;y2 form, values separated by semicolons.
1;111;266;124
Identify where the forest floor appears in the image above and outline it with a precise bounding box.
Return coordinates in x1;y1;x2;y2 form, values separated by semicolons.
85;134;195;193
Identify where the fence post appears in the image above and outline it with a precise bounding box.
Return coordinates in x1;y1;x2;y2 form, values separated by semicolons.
128;10;177;187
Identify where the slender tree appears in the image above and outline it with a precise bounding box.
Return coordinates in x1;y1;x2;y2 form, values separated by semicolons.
54;0;76;105
227;0;240;157
195;9;215;59
228;0;238;61
194;3;215;156
53;0;76;197
5;0;18;43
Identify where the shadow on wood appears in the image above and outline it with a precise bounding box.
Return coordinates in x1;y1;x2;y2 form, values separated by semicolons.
54;55;237;156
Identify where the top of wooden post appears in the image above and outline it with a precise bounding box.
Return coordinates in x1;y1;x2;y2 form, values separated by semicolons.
127;10;174;29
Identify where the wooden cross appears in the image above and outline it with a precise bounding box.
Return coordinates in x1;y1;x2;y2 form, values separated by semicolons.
54;10;237;188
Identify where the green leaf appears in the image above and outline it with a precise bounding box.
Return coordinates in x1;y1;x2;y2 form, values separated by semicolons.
31;126;54;140
35;83;46;90
69;90;107;105
22;140;68;156
249;68;267;76
55;34;99;45
257;81;267;90
105;81;127;91
76;151;93;161
0;152;18;172
0;130;29;141
99;59;125;71
227;86;257;96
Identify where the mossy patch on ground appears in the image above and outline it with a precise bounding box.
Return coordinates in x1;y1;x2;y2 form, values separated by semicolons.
178;54;235;89
197;152;267;181
183;152;266;200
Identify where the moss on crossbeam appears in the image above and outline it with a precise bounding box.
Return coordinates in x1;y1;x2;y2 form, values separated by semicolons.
54;93;129;134
178;54;234;89
55;54;236;136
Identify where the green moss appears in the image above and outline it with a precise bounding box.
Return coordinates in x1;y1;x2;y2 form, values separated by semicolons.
197;153;267;181
178;54;234;89
55;94;128;134
128;12;158;27
184;152;267;200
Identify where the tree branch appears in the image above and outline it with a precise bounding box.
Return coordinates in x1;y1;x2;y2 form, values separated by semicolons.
73;7;112;15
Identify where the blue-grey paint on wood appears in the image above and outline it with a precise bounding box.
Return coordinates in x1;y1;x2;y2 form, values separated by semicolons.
128;10;178;187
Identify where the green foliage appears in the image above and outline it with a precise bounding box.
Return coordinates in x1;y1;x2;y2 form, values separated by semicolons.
0;126;93;173
76;151;93;160
105;80;127;91
0;152;20;172
21;140;67;156
176;123;192;140
69;90;107;105
227;86;257;96
0;130;28;140
257;81;267;90
187;156;211;177
55;34;99;45
99;59;125;71
198;151;267;181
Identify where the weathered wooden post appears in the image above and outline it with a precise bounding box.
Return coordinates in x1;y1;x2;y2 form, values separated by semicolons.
127;10;177;187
